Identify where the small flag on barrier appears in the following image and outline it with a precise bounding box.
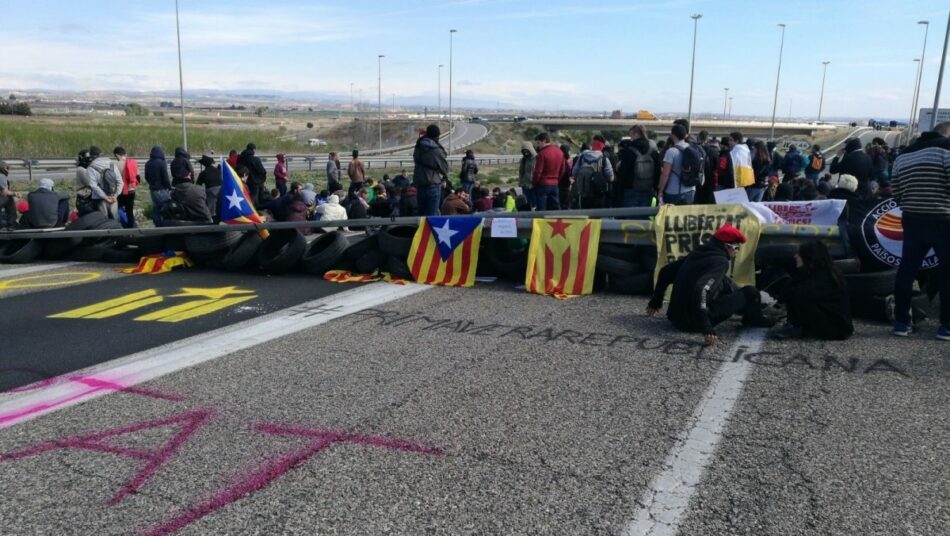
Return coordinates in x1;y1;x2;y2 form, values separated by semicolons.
525;218;601;299
408;216;483;288
118;251;194;275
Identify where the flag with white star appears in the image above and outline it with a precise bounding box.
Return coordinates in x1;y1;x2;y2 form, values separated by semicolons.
407;216;483;287
219;158;265;227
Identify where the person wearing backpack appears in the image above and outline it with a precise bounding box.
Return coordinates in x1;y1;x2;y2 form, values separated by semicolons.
781;145;806;182
459;150;479;195
617;125;659;207
657;124;700;206
572;137;615;209
85;146;119;218
805;145;824;183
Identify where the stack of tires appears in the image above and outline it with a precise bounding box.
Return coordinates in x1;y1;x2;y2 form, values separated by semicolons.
596;244;656;295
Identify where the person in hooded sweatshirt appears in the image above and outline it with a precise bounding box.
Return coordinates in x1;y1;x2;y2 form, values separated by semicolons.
169;147;194;186
518;141;537;208
274;153;289;196
84;146;120;218
144;146;172;226
647;224;775;346
313;193;348;231
412;124;449;216
617;125;660;207
830;138;873;197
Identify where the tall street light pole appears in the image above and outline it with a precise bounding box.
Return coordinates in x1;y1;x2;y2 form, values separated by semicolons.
687;14;702;125
438;64;444;128
728;97;733;118
930;10;950;131
908;58;922;142
909;21;930;140
349;82;354;111
770;23;787;141
722;87;729;116
174;0;187;150
449;29;457;155
818;61;830;122
378;54;384;151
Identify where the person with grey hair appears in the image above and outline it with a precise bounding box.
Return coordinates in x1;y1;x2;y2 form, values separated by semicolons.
890;121;950;340
0;160;19;230
23;178;69;229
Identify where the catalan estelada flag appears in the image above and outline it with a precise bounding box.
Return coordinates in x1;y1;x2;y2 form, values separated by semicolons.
408;217;483;287
323;270;409;285
525;218;601;298
219;158;268;239
117;252;194;275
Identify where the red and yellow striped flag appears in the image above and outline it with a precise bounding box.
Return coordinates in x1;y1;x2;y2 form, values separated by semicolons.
525;218;601;298
118;252;193;275
408;217;483;287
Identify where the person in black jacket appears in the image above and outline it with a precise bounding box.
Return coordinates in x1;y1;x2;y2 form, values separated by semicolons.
170;147;194;186
770;241;853;340
830;138;873;197
195;155;221;221
647;224;774;346
237;143;267;205
144;146;172;227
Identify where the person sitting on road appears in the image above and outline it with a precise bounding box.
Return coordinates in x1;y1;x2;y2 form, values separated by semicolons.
167;175;212;223
313;193;348;232
196;155;221;222
770;241;853;340
473;187;493;212
647;224;775;346
399;186;419;217
441;188;472;216
369;185;392;218
21;178;69;229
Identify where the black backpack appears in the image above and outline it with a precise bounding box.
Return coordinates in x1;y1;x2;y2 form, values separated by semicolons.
677;142;706;188
631;148;656;193
101;165;120;196
575;155;608;197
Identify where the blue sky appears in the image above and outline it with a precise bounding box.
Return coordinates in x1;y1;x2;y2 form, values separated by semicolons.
2;0;948;119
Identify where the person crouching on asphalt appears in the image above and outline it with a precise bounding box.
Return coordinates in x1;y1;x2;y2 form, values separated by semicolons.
647;224;775;346
769;241;854;340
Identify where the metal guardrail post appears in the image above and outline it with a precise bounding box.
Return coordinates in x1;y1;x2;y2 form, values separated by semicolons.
26;160;33;183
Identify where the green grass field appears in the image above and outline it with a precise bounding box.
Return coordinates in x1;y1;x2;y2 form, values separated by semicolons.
0;116;307;158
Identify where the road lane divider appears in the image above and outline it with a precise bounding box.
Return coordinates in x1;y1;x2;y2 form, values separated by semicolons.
624;328;767;536
0;282;431;429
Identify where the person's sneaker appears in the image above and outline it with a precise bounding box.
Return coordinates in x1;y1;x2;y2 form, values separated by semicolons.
892;322;913;337
769;324;803;340
937;326;950;341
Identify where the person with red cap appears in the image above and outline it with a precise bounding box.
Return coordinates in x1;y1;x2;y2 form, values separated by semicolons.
648;223;774;346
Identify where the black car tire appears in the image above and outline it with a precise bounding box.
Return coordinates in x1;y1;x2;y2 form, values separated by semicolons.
301;231;349;275
257;229;306;274
844;269;896;296
385;255;413;280
377;225;417;257
0;239;42;264
607;272;653;295
596;254;641;276
223;232;264;272
354;249;382;275
343;234;379;263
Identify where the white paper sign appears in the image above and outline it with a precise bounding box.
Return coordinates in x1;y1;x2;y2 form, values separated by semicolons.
761;200;846;226
713;188;750;205
490;218;518;238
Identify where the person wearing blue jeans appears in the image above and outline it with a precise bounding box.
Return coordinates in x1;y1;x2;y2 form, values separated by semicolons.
656;124;696;207
663;190;695;206
534;185;559;211
412;124;449;217
889;122;950;340
417;184;442;216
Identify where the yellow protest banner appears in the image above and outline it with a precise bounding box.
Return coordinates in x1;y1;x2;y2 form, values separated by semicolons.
653;204;761;287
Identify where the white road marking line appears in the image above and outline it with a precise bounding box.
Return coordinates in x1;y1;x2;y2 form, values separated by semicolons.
0;262;81;278
0;282;430;429
624;328;767;536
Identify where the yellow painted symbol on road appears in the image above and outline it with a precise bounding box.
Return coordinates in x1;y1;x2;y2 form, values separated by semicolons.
0;272;101;292
48;286;258;323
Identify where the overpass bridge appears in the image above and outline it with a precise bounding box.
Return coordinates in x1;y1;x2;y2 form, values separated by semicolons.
525;118;836;138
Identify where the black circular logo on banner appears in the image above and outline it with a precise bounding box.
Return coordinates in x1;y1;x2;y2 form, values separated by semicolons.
860;198;939;269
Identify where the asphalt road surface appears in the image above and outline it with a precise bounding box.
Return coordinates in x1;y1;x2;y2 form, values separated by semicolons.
0;261;946;535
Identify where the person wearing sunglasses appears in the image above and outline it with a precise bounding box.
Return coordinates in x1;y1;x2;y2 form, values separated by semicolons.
647;223;775;346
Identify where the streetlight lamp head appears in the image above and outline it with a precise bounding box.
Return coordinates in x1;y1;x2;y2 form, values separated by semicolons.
450;29;457;33
778;23;786;28
691;13;702;20
918;20;929;25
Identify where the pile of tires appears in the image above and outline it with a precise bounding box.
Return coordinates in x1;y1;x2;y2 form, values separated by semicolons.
596;244;656;295
0;213;162;264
